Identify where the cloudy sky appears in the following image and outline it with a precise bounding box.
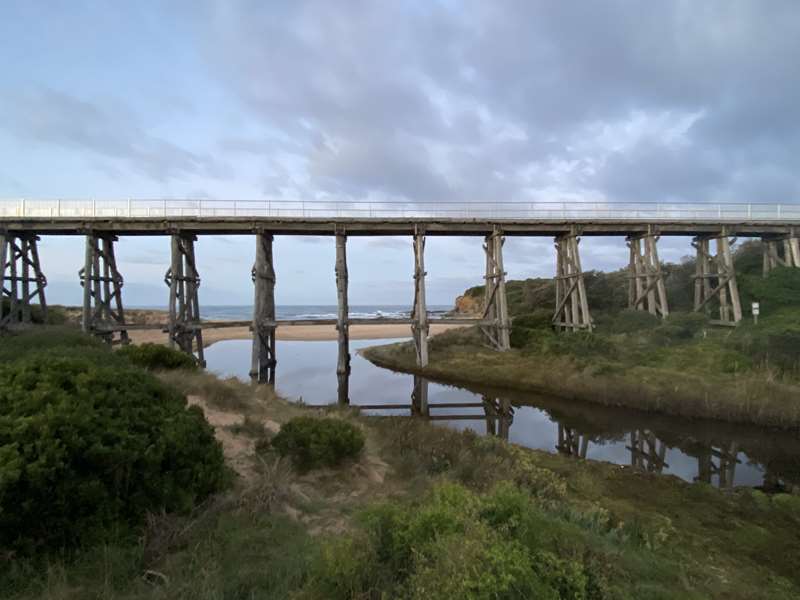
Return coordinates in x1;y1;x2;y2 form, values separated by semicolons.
2;1;798;306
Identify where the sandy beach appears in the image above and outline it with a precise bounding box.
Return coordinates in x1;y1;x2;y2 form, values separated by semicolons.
128;323;465;347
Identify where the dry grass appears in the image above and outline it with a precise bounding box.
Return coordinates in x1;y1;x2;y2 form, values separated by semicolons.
155;370;266;412
141;496;231;569
236;456;295;516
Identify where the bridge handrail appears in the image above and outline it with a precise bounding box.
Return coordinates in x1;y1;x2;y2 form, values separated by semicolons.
1;199;799;221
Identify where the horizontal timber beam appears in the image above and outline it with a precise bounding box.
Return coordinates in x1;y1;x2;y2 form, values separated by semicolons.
93;317;488;332
358;402;492;410
2;217;799;237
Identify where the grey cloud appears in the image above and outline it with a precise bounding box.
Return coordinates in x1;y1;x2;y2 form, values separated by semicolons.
0;88;231;182
309;135;455;201
179;0;800;205
592;140;724;203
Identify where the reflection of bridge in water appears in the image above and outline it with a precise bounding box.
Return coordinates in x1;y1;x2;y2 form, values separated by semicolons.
359;376;795;491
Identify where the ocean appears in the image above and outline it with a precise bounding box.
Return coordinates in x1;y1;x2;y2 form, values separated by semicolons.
197;304;453;321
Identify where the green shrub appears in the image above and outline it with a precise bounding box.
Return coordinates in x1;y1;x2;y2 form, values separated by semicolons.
0;300;67;325
429;326;485;352
731;327;800;374
271;417;365;471
651;312;707;343
510;309;554;348
403;528;551;600
117;342;199;370
0;327;108;363
543;331;616;359
305;535;382;599
464;284;485;299
307;482;596;600
0;355;226;555
512;309;554;331
739;267;800;312
595;309;661;334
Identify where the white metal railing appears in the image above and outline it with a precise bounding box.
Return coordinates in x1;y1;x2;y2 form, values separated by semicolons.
1;199;799;221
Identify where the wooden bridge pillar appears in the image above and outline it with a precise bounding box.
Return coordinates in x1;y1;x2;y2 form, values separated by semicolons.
627;229;669;318
556;424;589;458
692;230;742;325
0;231;7;326
553;228;592;331
762;231;800;276
79;233;129;345
627;430;668;473
694;443;740;488
250;232;276;384
335;233;350;404
411;374;429;416
498;398;512;440
165;233;205;366
482;396;513;440
412;228;429;367
480;227;511;350
0;232;47;327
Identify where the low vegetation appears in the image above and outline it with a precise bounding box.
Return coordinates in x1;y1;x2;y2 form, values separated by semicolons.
117;342;199;371
2;329;799;598
272;417;365;471
0;300;70;326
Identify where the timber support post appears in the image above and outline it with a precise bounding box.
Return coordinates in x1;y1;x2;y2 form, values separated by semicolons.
556;424;589;458
335;231;350;404
482;396;513;440
412;227;429;368
250;232;276;384
627;430;668;473
79;232;129;345
553;227;592;331
480;226;511;350
692;229;742;326
411;374;429;417
0;232;47;327
762;229;800;276
695;443;740;488
165;232;205;366
627;227;669;318
0;231;6;326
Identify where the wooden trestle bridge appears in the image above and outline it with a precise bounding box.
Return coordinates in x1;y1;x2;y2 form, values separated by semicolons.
1;200;800;404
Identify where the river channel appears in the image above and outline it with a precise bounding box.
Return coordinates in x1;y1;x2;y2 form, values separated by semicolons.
205;338;800;492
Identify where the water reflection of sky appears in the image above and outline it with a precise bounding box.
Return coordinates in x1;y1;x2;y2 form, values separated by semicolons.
204;338;798;490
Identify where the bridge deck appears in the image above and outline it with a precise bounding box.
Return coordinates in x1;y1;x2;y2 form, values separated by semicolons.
1;217;798;236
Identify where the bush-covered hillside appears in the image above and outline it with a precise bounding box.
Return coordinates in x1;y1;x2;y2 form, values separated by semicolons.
460;240;785;317
456;240;800;381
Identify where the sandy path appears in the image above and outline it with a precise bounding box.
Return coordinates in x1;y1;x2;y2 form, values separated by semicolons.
129;323;464;346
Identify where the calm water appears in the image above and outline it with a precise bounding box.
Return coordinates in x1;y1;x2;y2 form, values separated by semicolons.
205;338;800;491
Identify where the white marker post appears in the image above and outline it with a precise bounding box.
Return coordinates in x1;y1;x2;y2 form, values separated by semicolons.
752;301;760;325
